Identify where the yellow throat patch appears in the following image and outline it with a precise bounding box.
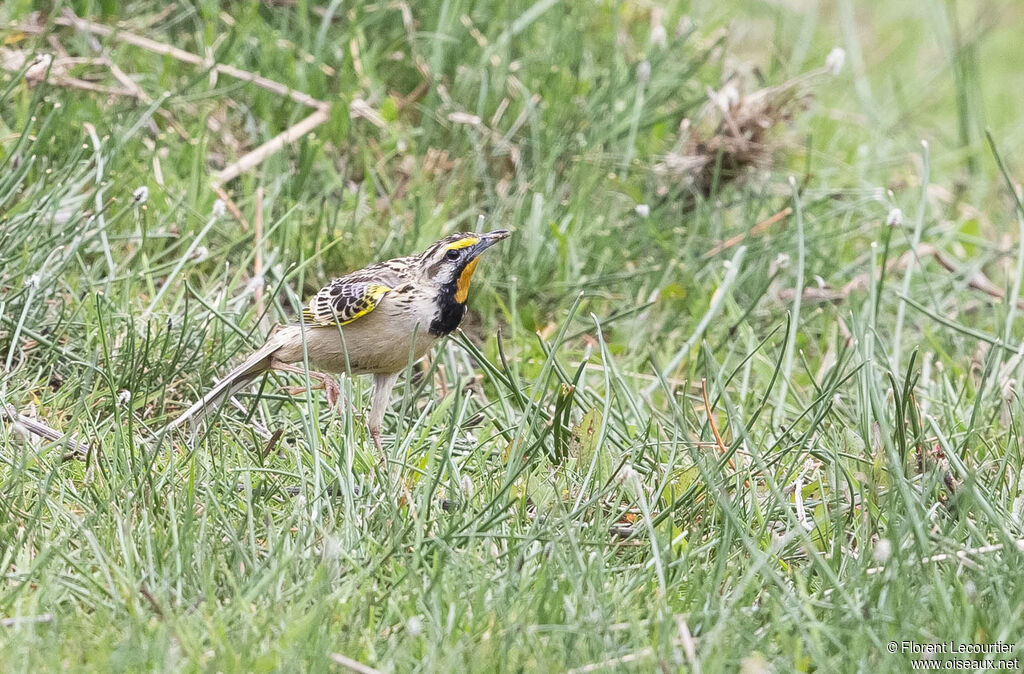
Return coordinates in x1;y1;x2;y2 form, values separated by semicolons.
455;258;480;303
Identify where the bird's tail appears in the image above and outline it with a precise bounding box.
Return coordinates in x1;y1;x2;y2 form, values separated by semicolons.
166;330;290;431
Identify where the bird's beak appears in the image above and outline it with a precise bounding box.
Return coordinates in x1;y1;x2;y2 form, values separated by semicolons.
469;229;510;258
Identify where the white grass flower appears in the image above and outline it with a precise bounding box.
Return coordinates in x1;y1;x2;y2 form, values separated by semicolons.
9;420;31;447
825;47;846;76
460;474;474;498
322;535;344;561
244;275;265;295
406;615;424;637
675;17;694;38
716;84;740;110
650;24;667;48
83;462;96;486
212;199;227;219
614;463;636;486
24;274;41;288
132;186;149;206
886;207;904;227
53;206;75;225
614;464;643;496
192;246;210;262
634;203;650;218
636;60;651;84
872;538;892;564
770;253;791;275
740;653;770;674
117;390;132;407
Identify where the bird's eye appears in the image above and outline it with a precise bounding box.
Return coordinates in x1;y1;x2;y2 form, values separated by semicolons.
444;249;460;261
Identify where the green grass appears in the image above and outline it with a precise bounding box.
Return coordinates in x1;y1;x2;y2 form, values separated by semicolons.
2;0;1024;671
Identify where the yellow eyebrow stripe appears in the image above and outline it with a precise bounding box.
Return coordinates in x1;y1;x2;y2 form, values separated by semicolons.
444;237;480;251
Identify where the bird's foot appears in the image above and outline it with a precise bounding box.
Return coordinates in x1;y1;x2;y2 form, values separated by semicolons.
368;424;384;454
321;377;341;409
279;371;341;411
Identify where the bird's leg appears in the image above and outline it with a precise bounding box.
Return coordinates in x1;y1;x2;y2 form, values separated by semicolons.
367;372;400;454
270;360;341;409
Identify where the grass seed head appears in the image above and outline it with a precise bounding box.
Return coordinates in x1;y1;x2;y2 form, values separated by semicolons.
825;47;847;76
132;185;149;206
886;207;904;227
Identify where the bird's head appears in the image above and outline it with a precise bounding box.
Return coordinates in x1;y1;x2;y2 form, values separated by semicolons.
418;229;510;303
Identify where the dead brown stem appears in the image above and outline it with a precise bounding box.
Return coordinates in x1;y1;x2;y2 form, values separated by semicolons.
254;185;266;325
19;12;338;186
210;184;250;230
777;243;1024;309
701;379;734;470
52;13;328;109
703;206;793;259
1;404;89;458
213;106;331;185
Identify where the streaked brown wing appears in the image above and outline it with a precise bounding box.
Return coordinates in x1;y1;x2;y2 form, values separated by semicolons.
302;277;392;326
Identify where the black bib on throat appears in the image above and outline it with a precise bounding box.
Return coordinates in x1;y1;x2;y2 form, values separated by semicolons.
429;285;467;336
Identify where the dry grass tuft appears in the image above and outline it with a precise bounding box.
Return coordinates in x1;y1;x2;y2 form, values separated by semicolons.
656;72;816;198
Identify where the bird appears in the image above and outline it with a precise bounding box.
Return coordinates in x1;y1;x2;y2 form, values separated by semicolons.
167;229;510;450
